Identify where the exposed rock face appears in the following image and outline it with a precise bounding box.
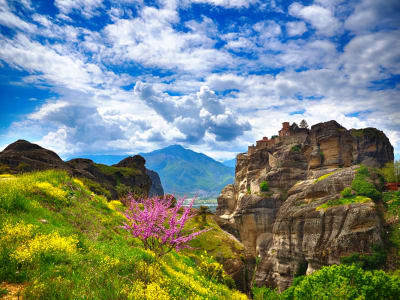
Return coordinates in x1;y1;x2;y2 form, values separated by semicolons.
146;169;164;197
0;139;66;172
0;140;159;200
216;121;393;291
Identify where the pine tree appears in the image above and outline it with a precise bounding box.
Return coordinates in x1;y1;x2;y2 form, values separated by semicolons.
299;119;308;129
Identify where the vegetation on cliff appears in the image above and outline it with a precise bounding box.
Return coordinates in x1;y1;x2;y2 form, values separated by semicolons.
0;171;246;299
253;264;400;300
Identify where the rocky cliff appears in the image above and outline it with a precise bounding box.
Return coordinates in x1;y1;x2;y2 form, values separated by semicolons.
0;140;160;199
216;120;394;291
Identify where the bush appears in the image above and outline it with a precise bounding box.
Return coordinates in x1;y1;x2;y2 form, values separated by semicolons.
282;264;400;300
260;181;269;192
381;161;400;183
252;286;280;300
291;145;301;152
340;245;387;270
351;177;381;201
341;187;353;198
350;165;381;201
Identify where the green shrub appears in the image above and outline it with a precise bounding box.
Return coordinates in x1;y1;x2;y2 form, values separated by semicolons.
340;245;387;270
252;286;280;300
380;161;400;183
350;165;381;201
291;145;301;152
341;187;353;198
260;181;269;192
351;177;381;201
357;165;370;177
282;264;400;300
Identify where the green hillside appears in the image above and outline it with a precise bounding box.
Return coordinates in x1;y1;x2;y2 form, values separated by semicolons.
141;145;235;197
0;171;246;299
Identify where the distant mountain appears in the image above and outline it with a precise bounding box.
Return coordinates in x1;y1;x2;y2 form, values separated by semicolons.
222;158;236;168
140;145;235;197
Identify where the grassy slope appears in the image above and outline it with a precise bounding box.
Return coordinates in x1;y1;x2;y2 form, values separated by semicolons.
0;171;247;299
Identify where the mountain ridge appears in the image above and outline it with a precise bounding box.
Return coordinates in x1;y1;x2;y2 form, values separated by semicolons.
140;144;235;197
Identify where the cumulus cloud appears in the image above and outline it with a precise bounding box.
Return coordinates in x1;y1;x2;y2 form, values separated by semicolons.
341;31;400;85
30;102;125;147
289;2;341;36
134;82;251;142
103;4;232;73
286;21;307;36
345;0;400;32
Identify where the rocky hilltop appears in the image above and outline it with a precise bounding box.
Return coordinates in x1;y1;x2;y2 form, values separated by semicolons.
216;120;394;290
0;140;163;199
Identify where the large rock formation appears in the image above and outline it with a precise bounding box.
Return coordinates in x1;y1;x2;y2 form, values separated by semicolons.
146;169;164;197
216;120;394;291
0;140;160;199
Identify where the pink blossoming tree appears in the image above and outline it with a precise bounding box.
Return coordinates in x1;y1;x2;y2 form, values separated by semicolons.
122;194;210;257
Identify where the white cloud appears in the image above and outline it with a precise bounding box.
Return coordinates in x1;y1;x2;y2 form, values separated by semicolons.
188;0;258;8
54;0;103;18
345;0;400;32
286;21;307;36
341;30;400;85
289;2;341;36
134;82;251;142
103;5;232;73
0;0;36;32
0;0;399;161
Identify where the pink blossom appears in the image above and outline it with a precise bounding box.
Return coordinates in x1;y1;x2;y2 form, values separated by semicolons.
122;195;210;257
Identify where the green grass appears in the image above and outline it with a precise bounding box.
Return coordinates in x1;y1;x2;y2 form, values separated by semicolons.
95;163;142;178
0;170;246;299
316;195;372;211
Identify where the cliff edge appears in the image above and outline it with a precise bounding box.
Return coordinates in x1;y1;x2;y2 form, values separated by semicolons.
216;120;394;290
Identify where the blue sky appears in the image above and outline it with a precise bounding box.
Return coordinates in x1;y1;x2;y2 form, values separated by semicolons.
0;0;399;161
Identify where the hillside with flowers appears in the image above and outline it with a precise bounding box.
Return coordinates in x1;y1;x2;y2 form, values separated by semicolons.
0;170;247;299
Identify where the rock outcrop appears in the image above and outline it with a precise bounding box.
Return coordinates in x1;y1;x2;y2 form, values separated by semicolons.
146;169;164;197
0;139;67;172
216;120;394;291
0;140;159;199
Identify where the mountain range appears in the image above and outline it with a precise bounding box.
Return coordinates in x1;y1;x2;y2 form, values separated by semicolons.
69;145;235;197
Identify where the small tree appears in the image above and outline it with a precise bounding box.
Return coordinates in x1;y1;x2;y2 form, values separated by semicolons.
381;161;400;182
299;119;308;129
122;195;210;257
260;181;269;192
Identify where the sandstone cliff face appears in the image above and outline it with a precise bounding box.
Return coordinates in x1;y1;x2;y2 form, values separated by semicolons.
0;140;157;200
216;121;393;291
